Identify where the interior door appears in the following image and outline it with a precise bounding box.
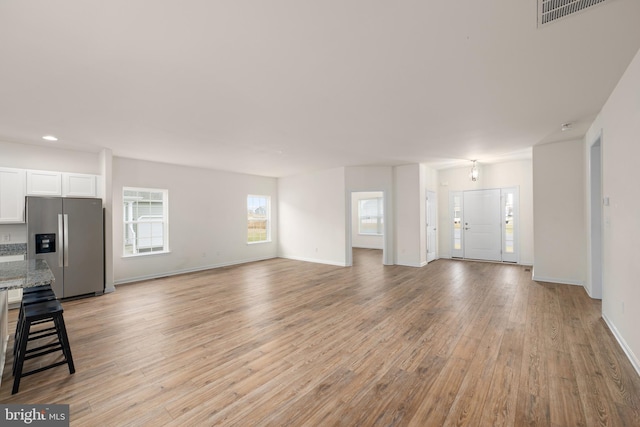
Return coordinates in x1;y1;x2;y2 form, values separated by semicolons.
463;189;501;261
426;191;437;263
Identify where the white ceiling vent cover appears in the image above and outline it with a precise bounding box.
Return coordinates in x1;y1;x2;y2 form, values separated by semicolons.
538;0;613;26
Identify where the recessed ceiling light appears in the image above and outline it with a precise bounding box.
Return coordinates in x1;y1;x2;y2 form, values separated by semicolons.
42;135;58;141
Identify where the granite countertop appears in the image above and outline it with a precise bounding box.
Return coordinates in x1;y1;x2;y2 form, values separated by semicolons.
0;259;55;291
0;243;27;257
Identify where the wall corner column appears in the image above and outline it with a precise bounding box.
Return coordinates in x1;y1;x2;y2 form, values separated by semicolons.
99;149;115;293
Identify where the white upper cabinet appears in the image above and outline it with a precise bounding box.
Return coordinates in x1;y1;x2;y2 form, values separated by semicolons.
26;170;62;196
0;168;26;223
26;170;99;197
62;173;97;197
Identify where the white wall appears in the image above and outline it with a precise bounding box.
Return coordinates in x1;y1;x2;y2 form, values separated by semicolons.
0;140;100;175
394;164;423;267
345;166;394;265
351;191;384;250
112;157;278;283
422;165;438;193
586;47;640;373
278;167;346;266
532;140;586;285
437;159;534;264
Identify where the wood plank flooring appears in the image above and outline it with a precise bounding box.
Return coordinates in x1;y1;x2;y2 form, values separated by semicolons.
2;249;640;426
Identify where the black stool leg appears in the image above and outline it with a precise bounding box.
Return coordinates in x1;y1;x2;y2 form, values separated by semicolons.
12;318;31;394
54;314;75;374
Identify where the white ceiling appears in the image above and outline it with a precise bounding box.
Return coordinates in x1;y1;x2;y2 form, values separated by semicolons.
1;1;639;177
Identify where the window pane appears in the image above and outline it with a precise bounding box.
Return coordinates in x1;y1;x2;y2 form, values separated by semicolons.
453;195;462;250
359;197;384;235
123;187;168;255
505;193;514;253
248;195;270;243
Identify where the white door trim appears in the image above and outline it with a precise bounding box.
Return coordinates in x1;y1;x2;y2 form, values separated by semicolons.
449;187;520;263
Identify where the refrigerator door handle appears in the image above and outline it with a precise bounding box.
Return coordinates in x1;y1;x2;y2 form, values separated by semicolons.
58;214;64;267
63;214;69;267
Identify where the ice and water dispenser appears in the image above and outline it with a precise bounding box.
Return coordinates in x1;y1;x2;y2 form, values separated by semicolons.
35;233;56;254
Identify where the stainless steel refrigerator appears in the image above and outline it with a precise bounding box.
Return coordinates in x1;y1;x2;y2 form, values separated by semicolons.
26;197;104;299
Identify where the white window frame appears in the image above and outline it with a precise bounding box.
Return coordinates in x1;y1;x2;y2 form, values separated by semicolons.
247;194;271;244
123;187;169;257
358;197;384;236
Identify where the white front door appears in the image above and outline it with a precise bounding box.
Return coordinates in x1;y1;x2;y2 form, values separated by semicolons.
463;189;501;261
426;191;437;263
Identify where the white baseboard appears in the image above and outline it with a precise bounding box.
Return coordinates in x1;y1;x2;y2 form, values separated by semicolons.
440;253;531;267
114;255;278;285
602;313;640;377
531;271;583;286
279;255;347;267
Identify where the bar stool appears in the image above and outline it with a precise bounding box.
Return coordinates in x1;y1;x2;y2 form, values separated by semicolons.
13;289;58;356
12;299;75;394
13;289;61;377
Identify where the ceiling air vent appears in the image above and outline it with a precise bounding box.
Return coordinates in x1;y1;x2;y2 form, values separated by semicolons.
538;0;613;26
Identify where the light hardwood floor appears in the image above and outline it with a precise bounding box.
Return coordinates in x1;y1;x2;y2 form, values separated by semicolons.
2;249;640;426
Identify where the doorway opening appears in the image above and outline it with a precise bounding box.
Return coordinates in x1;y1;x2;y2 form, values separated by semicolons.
589;137;603;299
426;191;437;263
350;191;385;265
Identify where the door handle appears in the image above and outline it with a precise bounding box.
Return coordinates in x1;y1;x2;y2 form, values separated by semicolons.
63;214;69;267
58;214;63;267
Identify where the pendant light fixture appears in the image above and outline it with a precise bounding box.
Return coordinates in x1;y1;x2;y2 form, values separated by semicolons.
469;160;478;182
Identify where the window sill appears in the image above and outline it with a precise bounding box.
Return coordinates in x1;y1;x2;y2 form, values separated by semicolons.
247;240;272;245
358;233;383;237
122;250;171;259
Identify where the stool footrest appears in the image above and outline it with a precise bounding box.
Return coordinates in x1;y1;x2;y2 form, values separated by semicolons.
27;328;58;341
21;361;69;378
25;342;64;358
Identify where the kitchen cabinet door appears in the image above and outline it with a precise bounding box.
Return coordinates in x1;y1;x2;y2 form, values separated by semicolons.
62;173;97;197
27;170;62;196
0;168;26;223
